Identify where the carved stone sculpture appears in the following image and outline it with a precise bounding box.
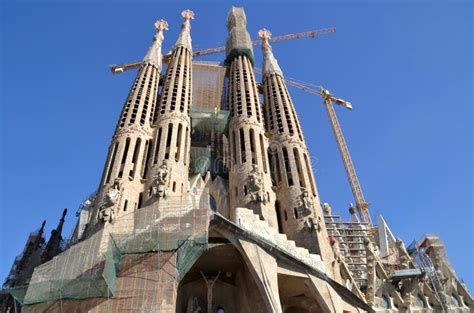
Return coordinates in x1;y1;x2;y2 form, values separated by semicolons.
247;164;268;204
98;179;121;223
296;188;313;218
152;160;169;199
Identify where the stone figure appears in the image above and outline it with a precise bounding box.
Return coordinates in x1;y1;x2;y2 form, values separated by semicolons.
98;179;121;223
304;216;322;232
248;164;268;203
296;188;313;218
152;160;169;198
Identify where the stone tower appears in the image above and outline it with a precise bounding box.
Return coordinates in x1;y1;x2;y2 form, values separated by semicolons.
226;8;277;228
92;20;169;225
259;29;336;270
145;10;194;203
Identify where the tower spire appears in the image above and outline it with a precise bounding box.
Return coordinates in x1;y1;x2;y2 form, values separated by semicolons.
88;19;168;229
258;29;283;77
145;10;194;204
143;19;168;68
174;9;194;51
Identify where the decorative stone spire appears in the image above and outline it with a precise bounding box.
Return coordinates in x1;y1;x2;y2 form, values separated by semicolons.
145;9;194;204
41;208;67;263
174;9;194;51
143;19;168;68
258;28;283;77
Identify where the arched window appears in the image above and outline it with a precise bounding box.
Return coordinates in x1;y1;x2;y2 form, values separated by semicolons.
282;147;293;186
249;128;257;164
165;123;173;160
104;142;119;184
118;137;131;178
239;128;246;164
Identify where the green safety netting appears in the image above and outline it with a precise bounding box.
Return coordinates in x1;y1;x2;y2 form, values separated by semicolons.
6;190;210;305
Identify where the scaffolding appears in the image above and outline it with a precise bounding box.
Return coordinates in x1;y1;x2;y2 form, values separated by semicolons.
414;247;450;312
192;61;227;110
324;214;371;289
6;190;210;306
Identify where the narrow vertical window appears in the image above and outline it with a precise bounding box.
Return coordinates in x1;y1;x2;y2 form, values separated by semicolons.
268;150;277;186
304;153;317;196
172;182;176;192
176;124;183;162
282;147;293;186
153;128;162;164
141;140;152;178
123;200;128;212
165;123;173;160
239;128;246;164
137;193;143;209
249;128;256;164
129;138;141;179
184;127;189;165
275;201;283;234
259;134;267;173
232;131;237;164
294;208;299;219
293;148;305;188
118;138;131;178
105;142;119;184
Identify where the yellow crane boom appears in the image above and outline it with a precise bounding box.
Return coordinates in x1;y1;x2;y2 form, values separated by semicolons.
110;27;336;74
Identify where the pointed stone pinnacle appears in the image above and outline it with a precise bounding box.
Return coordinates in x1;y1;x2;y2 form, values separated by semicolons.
181;9;194;21
154;19;169;32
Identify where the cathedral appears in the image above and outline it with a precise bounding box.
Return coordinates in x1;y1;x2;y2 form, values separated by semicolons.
1;7;472;313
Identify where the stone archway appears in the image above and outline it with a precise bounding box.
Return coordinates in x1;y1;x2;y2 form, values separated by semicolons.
176;243;268;313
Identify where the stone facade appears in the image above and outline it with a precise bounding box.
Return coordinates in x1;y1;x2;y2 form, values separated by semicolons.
2;6;472;313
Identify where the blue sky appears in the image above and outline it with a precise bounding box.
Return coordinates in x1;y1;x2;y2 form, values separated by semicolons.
1;0;472;291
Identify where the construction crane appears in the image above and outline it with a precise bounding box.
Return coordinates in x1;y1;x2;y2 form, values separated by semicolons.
109;27;336;74
255;68;373;226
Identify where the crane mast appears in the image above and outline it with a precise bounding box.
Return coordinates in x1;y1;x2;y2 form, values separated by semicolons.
320;90;372;226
